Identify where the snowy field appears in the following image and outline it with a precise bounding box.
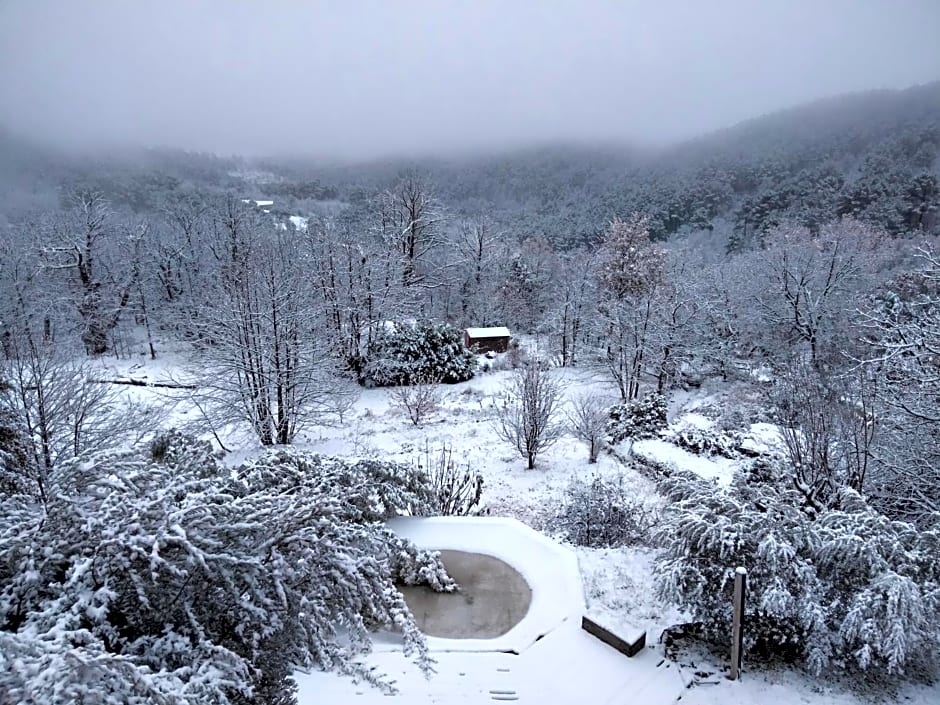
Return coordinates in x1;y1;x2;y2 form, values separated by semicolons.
86;343;940;705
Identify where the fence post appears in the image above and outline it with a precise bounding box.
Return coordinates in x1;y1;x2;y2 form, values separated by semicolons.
730;566;747;680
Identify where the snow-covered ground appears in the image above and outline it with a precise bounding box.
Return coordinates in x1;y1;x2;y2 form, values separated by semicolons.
87;340;938;705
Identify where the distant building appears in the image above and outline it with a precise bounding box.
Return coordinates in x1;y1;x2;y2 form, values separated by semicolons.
464;326;511;353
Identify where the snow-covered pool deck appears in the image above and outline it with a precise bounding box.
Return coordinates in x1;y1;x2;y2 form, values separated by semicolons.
295;517;685;704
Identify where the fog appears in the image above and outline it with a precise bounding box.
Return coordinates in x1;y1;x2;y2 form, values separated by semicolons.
1;0;938;159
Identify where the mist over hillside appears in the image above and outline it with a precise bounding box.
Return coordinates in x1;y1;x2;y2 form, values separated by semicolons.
2;81;938;249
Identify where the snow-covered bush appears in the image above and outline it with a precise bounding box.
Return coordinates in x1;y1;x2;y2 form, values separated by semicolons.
0;435;454;704
655;470;940;677
606;392;667;444
390;373;442;426
555;474;658;547
669;427;742;459
413;444;484;516
362;322;476;387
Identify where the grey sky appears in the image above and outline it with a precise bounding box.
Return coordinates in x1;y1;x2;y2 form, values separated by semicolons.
0;0;938;159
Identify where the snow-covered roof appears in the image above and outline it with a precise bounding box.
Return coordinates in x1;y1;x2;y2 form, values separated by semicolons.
465;326;510;338
254;199;274;207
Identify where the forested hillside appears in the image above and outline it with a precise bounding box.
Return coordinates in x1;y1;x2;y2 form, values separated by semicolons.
3;82;938;249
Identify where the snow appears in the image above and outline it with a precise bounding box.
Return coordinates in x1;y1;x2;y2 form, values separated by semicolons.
295;516;687;704
674;411;713;430
254;199;274;207
385;516;583;654
632;438;737;486
739;422;786;457
69;339;940;705
289;215;309;231
464;326;511;338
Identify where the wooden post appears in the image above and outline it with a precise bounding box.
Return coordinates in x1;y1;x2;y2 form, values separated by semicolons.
730;566;747;680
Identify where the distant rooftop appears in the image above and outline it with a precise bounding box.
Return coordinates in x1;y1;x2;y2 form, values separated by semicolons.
466;326;510;338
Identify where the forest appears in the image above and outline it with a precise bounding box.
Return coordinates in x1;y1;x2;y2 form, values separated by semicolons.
1;81;940;704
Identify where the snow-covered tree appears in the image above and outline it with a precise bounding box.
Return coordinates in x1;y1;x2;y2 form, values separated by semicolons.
860;243;940;524
39;192;136;355
593;215;667;399
375;172;446;290
306;216;402;373
0;434;454;704
362;321;475;387
192;200;340;445
748;219;887;368
655;470;940;677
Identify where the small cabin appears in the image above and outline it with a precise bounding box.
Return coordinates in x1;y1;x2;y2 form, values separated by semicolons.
464;326;511;354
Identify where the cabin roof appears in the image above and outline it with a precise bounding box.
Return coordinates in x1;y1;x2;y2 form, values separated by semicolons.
465;326;510;338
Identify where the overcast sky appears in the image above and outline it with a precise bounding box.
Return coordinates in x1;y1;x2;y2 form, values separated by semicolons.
0;0;938;159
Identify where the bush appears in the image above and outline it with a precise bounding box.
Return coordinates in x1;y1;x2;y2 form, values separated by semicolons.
390;373;442;426
362;322;476;387
0;397;33;497
0;438;454;704
567;393;613;463
413;444;484;516
606;392;667;444
669;427;742;459
555;474;658;548
655;470;940;677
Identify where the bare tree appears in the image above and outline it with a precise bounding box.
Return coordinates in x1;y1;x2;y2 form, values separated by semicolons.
39;192;136;355
751;219;886;368
548;248;595;367
494;363;564;469
192;201;340;445
566;392;612;463
307;217;401;373
390;373;442;426
376;172;446;289
774;358;876;514
649;245;707;392
455;216;500;325
324;380;361;425
1;338;163;506
593;215;666;399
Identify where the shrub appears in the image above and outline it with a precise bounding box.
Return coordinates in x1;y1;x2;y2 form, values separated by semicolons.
362;322;476;387
413;444;484;516
0;438;454;704
669;427;742;459
606;392;667;444
0;393;33;497
390;373;442;426
555;474;658;547
655;470;940;677
567;393;613;463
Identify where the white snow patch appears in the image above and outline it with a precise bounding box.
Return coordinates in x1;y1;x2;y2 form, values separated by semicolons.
673;412;713;430
739;422;786;457
633;438;736;486
289;215;309;231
